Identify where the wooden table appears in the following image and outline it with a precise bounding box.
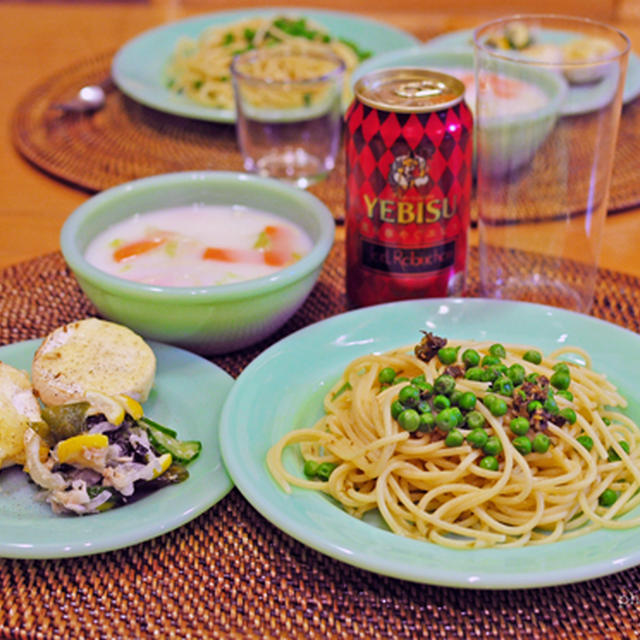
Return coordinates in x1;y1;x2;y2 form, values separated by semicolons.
2;0;640;276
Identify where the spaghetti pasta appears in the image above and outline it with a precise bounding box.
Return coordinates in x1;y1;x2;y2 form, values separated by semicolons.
267;333;640;548
165;15;369;110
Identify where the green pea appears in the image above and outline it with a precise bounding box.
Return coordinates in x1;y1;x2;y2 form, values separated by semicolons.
465;366;486;381
458;391;477;411
553;362;570;374
485;366;504;382
532;433;550;453
523;350;542;365
608;441;630;462
559;408;577;424
481;355;501;367
603;417;612;425
467;428;488;449
418;412;435;432
525;372;540;383
395;376;409;384
438;346;459;365
543;394;559;415
411;376;431;393
556;389;574;401
513;436;532;455
416;400;432;414
527;400;543;414
492;376;514;397
398;385;421;407
599;488;618;507
488;396;508;417
398;409;420;432
316;462;336;480
434;374;456;395
436;408;459;432
489;343;507;358
391;400;405;419
462;348;480;368
483;436;503;456
550;370;571;391
479;455;499;471
303;460;319;477
507;364;526;386
509;416;530;436
378;367;396;385
576;434;594;451
433;394;450;411
445;428;464;447
449;389;463;406
465;410;485;430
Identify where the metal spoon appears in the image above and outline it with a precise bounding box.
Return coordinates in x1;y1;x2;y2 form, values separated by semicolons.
51;80;111;113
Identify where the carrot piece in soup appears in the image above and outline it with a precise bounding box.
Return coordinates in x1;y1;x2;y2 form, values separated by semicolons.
113;237;166;262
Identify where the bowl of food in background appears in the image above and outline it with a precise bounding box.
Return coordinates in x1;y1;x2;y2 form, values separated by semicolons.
351;48;568;175
60;171;334;355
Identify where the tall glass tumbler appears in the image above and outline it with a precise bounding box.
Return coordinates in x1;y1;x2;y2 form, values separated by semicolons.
232;46;345;189
474;15;629;312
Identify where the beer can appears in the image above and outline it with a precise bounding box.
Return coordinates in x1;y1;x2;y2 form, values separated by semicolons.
344;67;473;307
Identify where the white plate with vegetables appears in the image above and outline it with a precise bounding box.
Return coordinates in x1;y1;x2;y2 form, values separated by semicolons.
111;7;419;122
421;28;640;116
0;338;234;559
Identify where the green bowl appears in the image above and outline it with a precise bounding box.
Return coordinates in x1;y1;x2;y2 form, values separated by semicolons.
352;47;568;175
60;171;335;355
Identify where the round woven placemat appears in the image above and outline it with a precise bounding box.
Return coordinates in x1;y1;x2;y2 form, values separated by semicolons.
1;243;640;638
11;51;640;225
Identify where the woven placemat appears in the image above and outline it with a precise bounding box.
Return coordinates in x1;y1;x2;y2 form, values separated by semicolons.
1;243;640;638
11;50;640;225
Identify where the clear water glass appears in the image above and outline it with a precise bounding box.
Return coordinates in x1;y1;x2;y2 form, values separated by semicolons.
232;46;345;189
474;15;630;313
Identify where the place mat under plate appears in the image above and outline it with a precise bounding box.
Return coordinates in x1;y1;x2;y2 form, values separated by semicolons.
2;244;640;638
11;51;640;225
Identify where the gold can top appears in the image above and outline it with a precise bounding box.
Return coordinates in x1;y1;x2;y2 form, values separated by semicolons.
354;67;466;113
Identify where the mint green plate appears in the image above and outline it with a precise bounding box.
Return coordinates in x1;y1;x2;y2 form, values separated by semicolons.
422;28;640;115
0;339;233;559
220;298;640;589
112;8;419;123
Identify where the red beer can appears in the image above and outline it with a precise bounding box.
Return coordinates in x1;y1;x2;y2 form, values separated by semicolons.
345;68;473;307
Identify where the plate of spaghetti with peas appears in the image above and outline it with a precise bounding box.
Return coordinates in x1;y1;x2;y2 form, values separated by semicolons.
220;298;640;588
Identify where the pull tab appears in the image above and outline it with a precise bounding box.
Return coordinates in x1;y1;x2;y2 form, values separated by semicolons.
394;80;446;99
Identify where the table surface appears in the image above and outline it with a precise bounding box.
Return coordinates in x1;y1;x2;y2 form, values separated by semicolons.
2;0;640;276
3;2;640;638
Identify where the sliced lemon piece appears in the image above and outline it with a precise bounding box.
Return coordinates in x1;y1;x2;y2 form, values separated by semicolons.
113;394;143;420
153;453;172;479
84;390;126;425
56;433;109;465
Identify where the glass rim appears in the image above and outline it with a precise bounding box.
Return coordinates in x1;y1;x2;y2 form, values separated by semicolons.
230;46;346;86
472;13;631;66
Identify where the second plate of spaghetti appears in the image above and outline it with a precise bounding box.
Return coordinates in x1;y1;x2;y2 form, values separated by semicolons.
220;298;640;588
111;8;419;122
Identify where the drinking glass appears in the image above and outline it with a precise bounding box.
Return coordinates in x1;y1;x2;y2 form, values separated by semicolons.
474;15;630;312
231;45;345;189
